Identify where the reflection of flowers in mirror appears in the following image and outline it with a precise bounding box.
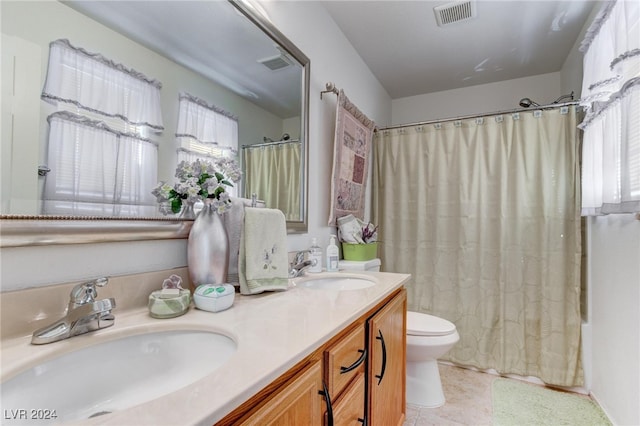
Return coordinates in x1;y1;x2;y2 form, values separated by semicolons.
152;158;242;215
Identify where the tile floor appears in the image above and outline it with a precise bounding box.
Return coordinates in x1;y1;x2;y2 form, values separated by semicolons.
404;364;494;426
403;363;593;426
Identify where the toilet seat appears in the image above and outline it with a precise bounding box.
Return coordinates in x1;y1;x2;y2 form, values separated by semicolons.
407;311;456;336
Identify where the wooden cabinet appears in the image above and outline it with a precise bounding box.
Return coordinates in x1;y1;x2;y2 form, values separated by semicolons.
237;361;324;426
221;289;406;426
367;289;407;426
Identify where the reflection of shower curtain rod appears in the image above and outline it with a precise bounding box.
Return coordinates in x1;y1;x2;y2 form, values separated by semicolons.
375;100;581;132
242;139;300;149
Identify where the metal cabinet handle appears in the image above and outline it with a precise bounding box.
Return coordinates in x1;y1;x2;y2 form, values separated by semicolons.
318;381;334;426
375;329;387;385
340;348;367;374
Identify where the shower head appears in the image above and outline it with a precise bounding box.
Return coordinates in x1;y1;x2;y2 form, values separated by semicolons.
519;98;540;108
552;91;575;104
519;91;575;109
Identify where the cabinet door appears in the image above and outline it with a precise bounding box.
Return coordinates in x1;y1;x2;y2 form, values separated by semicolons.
239;361;324;426
367;290;407;426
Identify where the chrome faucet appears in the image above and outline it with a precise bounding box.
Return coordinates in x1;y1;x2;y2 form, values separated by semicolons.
289;250;317;278
31;277;116;345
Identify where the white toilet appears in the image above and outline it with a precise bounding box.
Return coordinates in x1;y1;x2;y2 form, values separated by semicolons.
338;260;460;408
406;311;459;408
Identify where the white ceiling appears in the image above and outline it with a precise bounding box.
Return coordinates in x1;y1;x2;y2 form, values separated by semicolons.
322;0;598;99
62;0;598;116
63;1;303;119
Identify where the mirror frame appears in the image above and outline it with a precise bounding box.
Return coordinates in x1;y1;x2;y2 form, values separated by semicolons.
0;0;309;247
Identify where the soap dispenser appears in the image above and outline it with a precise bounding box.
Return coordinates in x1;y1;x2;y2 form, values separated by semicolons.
309;237;323;273
326;235;339;272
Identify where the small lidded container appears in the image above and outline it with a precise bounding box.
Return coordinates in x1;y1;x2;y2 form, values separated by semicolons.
148;274;191;319
193;284;235;313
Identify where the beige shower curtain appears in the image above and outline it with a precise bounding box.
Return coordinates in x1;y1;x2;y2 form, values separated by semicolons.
243;142;301;221
372;107;583;386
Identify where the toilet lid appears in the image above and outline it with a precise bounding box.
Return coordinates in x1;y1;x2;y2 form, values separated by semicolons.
407;311;457;336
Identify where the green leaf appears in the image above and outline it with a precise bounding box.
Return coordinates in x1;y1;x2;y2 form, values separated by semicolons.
171;198;182;214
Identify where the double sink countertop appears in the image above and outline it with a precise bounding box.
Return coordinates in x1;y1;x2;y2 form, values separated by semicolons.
0;270;410;425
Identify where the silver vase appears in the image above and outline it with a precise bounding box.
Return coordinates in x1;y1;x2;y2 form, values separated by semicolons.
187;199;229;286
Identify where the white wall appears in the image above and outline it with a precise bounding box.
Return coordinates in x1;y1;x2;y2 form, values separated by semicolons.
0;1;391;290
588;215;640;426
391;72;561;125
259;1;391;252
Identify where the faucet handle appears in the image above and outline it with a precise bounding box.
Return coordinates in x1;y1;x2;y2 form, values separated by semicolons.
294;250;310;265
70;277;109;306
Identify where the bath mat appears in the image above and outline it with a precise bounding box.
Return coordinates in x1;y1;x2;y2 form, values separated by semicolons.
492;378;611;426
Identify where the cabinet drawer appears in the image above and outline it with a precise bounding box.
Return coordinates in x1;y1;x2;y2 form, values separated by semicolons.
324;325;366;398
330;372;365;426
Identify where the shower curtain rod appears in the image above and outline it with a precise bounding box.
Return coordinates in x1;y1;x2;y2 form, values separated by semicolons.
375;100;581;132
241;139;300;149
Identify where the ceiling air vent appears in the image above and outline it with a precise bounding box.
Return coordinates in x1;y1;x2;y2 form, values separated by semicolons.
434;1;477;27
258;46;292;71
258;55;291;71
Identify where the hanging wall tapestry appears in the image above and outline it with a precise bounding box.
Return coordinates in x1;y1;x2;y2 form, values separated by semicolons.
328;90;375;225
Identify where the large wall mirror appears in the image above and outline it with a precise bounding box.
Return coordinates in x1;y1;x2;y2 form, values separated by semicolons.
0;0;309;246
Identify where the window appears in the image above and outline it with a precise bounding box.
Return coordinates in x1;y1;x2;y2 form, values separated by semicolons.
579;1;640;215
176;93;239;196
43;112;159;216
41;39;163;216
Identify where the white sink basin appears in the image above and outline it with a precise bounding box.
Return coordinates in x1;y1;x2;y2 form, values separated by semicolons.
298;274;376;291
1;330;236;424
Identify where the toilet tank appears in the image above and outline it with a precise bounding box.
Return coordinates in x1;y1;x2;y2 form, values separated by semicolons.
338;258;381;272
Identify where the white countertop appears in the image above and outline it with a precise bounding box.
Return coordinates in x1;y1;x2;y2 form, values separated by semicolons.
0;271;410;425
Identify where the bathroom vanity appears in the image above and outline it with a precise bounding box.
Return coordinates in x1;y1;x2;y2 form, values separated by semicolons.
0;269;410;425
224;281;406;425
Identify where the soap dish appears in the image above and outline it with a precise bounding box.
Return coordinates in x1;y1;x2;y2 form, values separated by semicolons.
148;289;191;319
193;284;235;313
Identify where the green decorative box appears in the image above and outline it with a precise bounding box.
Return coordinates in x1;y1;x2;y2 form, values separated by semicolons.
342;242;378;261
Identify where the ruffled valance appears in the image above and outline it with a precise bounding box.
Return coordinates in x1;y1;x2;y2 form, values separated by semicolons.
175;93;238;151
579;1;639;120
42;39;164;131
579;0;640;216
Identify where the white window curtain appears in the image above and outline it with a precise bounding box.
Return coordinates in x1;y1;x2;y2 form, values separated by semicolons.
579;0;640;215
41;39;164;132
176;93;238;151
43;111;159;217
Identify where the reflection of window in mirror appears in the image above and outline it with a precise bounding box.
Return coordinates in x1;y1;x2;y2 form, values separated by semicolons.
175;93;239;199
40;39;163;217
